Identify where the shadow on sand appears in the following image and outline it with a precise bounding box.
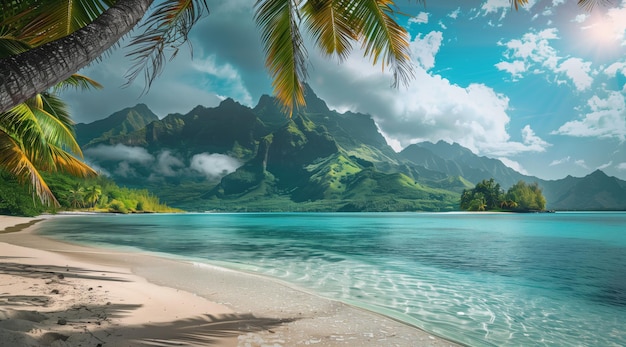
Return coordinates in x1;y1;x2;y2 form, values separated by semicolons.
0;260;297;346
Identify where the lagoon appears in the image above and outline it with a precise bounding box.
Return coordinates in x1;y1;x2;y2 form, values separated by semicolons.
39;212;626;346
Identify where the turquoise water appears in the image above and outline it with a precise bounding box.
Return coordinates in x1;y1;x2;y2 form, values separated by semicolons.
39;212;625;346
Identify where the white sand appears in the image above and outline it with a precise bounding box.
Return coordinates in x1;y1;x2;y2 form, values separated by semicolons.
0;215;460;346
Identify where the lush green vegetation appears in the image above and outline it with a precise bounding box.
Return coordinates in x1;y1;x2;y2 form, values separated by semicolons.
460;178;547;212
0;171;181;216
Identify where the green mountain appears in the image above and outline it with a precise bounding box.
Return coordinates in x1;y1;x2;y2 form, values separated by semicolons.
75;103;159;146
542;170;626;210
75;88;626;211
400;141;626;210
400;141;530;188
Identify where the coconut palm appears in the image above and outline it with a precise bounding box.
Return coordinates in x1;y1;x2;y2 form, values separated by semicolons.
0;0;112;205
0;83;99;206
84;185;102;209
66;185;86;209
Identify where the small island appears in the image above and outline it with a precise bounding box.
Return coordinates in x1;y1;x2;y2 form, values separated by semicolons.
460;178;548;212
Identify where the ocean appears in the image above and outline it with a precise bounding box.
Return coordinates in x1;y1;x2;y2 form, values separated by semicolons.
38;212;626;346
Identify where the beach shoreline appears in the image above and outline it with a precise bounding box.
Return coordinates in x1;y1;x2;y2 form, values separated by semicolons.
0;214;460;346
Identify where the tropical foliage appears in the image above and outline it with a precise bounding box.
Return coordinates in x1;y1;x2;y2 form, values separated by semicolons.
460;179;546;212
0;0;108;205
0;171;181;216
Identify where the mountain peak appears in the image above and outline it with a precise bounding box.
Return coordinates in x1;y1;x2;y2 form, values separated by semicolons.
303;84;329;113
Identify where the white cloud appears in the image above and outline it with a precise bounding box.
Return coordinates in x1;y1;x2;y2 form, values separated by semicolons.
409;12;429;25
498;157;529;174
552;91;626;141
480;0;510;20
618;162;626;170
309;45;549;158
556;57;593;91
498;28;599;91
448;7;461;19
155;151;185;177
575;159;588;168
84;144;154;164
495;60;526;79
597;161;613;170
573;14;588;23
115;161;137;177
479;0;536;19
190;153;242;179
192;55;254;106
410;31;443;70
607;4;626;45
549;156;571;166
500;28;559;64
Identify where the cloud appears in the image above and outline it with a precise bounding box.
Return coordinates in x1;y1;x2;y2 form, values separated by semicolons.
549;156;571;166
191;55;254;106
410;31;443;70
575;159;588;168
448;7;461;19
606;3;626;45
478;0;536;20
479;0;510;20
556;58;593;91
308;42;550;158
115;161;137;178
498;28;597;91
618;162;626;170
499;28;559;66
552;91;626;141
573;14;588;23
495;60;526;79
604;62;626;77
409;12;429;25
190;153;242;179
498;157;529;174
155;151;185;177
597;161;613;170
84;144;154;164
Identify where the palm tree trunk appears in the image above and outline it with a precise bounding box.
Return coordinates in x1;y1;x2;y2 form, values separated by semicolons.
0;0;154;113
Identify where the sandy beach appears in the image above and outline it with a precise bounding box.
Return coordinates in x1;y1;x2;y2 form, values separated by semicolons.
0;215;460;346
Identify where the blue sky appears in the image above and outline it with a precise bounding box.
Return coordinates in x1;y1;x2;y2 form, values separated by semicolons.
62;0;626;181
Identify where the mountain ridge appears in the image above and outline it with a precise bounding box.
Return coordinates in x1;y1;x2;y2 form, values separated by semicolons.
74;89;626;211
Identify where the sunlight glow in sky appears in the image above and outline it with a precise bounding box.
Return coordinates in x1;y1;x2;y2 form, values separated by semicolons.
63;0;626;181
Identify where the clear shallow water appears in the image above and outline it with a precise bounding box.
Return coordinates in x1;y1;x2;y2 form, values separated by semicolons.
39;212;626;346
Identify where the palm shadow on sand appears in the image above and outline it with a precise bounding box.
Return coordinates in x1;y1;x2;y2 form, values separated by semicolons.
0;260;297;346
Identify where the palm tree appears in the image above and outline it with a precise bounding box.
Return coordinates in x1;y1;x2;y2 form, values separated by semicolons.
0;1;110;205
0;0;207;113
1;0;592;116
84;185;102;209
67;185;86;209
0;87;98;206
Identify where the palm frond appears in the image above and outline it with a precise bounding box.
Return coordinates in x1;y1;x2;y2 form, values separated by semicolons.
348;0;413;88
125;0;210;92
47;143;97;178
255;0;308;116
33;93;84;156
53;74;104;92
577;0;610;11
0;130;59;206
0;0;117;45
302;0;357;60
0;103;52;167
0;34;33;59
511;0;529;10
